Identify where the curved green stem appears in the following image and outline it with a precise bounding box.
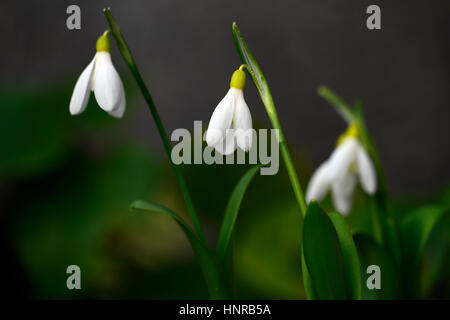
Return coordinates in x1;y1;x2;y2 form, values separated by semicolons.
103;8;206;245
232;23;307;218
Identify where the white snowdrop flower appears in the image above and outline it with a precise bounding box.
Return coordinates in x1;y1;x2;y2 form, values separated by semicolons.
306;124;377;215
206;66;252;155
69;30;126;118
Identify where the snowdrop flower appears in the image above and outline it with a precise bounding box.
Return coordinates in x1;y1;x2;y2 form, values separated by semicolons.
69;30;126;118
306;124;377;215
206;66;252;155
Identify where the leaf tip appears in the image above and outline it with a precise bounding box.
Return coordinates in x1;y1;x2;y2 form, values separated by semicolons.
129;200;141;211
306;200;325;215
317;85;327;95
232;22;240;34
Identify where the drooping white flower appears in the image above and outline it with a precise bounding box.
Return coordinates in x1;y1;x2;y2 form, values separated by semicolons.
206;67;252;155
306;124;377;215
69;30;126;118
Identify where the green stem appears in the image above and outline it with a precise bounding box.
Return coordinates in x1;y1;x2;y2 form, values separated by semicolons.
255;87;307;217
232;23;307;218
103;8;207;245
319;88;401;263
277;121;307;217
251;83;307;218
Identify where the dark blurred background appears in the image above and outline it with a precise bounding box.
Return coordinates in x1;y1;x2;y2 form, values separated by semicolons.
0;0;448;299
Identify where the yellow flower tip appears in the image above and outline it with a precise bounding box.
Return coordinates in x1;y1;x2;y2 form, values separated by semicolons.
96;31;111;52
336;123;359;147
230;69;246;90
346;123;359;138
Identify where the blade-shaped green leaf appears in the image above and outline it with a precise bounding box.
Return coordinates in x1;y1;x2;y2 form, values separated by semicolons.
328;212;361;299
216;165;261;261
232;22;268;101
301;248;318;300
130;200;194;234
420;214;450;298
302;210;361;300
399;205;449;298
400;205;448;262
302;201;347;299
104;8;135;68
130;200;228;299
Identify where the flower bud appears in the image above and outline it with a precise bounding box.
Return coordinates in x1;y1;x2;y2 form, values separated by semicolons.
336;123;359;147
230;69;246;90
96;31;111;52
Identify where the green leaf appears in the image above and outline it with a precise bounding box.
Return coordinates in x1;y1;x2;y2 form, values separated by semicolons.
103;8;135;68
399;205;449;298
130;200;228;299
301;249;318;299
419;214;450;298
400;205;448;268
216;165;261;261
328;212;361;299
302;201;347;299
317;86;355;124
130;200;193;234
354;234;400;299
232;23;268;102
301;211;361;300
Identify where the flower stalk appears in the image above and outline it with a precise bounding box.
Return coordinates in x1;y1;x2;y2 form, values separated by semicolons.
232;23;307;218
103;8;207;245
318;86;402;263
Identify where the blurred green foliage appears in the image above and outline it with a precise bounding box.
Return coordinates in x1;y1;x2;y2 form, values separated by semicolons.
1;82;448;299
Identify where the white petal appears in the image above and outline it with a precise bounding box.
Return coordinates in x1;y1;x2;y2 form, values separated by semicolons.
331;172;357;215
107;85;126;118
206;88;236;147
233;90;253;151
328;137;358;182
92;52;123;112
69;56;96;115
306;160;331;203
213;129;237;155
356;144;377;194
331;190;352;216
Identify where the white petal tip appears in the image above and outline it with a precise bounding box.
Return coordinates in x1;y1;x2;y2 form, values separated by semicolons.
206;129;222;147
